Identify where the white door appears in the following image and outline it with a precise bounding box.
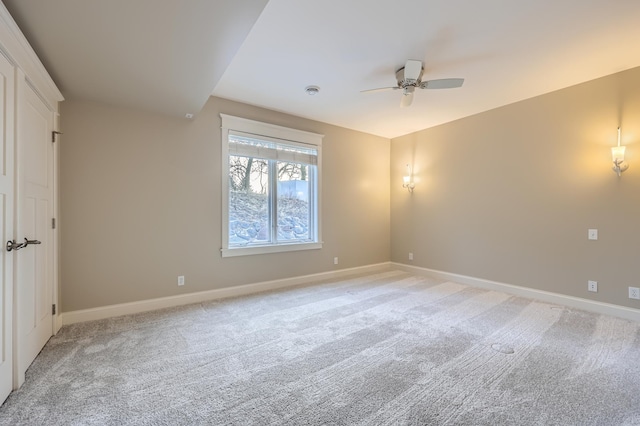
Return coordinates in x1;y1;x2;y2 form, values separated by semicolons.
0;52;15;403
15;80;54;386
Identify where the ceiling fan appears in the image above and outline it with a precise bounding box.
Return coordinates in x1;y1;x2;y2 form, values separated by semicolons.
362;59;464;107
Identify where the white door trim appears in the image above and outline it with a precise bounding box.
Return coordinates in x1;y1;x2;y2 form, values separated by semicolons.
0;48;16;404
0;3;62;397
52;112;60;335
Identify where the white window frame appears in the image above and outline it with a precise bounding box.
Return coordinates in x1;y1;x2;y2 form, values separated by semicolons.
220;114;323;257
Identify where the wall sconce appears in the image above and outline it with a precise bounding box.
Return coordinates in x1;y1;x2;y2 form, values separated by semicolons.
402;164;415;192
612;127;629;177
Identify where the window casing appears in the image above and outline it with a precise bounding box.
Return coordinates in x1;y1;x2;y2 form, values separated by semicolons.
221;114;323;257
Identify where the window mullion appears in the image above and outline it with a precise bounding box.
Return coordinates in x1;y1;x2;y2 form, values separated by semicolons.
309;166;316;241
269;160;278;244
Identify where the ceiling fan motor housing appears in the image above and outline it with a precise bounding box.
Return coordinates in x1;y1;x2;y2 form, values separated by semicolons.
396;65;424;89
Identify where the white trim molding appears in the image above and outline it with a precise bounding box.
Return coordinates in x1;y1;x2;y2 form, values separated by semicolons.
54;315;63;333
62;262;639;326
393;262;640;322
61;262;392;325
221;242;322;258
0;3;63;105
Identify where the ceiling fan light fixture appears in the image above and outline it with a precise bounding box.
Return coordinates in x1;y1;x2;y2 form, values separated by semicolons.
305;85;320;95
400;91;414;108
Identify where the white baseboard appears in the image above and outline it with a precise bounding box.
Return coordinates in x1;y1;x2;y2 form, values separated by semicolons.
392;262;640;322
54;314;63;334
61;262;392;325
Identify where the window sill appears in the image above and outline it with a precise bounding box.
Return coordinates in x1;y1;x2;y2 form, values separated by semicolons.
221;242;323;258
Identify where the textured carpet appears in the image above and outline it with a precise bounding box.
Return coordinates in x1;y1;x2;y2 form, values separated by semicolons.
1;270;639;425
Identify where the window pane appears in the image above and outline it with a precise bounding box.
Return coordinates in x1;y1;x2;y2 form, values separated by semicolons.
277;162;311;242
229;155;270;246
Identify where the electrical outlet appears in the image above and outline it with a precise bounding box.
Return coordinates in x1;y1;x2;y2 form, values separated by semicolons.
588;280;597;293
588;229;598;240
333;257;339;265
178;275;185;286
408;252;414;261
629;287;640;300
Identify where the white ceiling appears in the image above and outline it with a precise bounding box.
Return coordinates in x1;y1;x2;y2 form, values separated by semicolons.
2;0;269;117
5;0;640;139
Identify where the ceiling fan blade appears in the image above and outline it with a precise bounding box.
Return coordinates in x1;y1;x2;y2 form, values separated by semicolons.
421;78;464;90
400;92;414;108
404;60;422;81
361;86;400;93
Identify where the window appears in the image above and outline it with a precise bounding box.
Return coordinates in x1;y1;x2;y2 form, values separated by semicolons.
221;114;323;257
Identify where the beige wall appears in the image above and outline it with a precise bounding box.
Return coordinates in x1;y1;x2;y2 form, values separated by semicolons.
391;66;640;308
60;97;390;312
61;66;640;313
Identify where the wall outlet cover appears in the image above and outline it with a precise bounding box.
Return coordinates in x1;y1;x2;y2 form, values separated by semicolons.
588;280;597;293
629;287;640;300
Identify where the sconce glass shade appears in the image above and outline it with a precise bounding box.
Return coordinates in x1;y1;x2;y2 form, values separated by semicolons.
402;164;415;192
611;145;626;162
402;175;415;192
612;127;629;176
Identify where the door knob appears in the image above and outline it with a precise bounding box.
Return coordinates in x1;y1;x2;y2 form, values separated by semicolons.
6;238;41;252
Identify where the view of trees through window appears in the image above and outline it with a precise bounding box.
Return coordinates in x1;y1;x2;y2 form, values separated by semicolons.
229;155;311;246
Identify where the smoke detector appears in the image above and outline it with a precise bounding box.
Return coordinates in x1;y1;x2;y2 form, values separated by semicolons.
305;85;320;95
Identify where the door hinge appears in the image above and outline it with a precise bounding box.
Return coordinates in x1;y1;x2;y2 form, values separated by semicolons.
52;131;63;143
52;218;56;229
52;304;56;315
